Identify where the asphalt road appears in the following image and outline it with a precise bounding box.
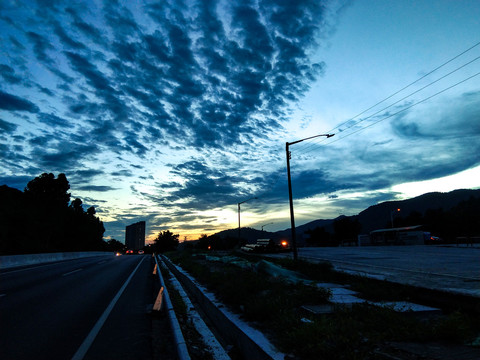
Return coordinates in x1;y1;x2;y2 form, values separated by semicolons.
0;255;156;360
272;245;480;297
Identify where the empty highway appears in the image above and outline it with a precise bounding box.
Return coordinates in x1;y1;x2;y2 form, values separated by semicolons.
0;255;157;360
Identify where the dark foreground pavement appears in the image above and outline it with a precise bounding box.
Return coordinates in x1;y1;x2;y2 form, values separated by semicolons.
0;255;173;360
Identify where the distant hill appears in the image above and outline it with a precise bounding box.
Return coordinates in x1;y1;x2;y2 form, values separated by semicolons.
214;188;480;242
357;189;480;233
214;227;270;244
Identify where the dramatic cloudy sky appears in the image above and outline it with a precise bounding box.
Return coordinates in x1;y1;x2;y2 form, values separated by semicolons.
1;0;479;242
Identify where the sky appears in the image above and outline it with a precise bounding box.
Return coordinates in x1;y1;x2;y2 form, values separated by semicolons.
1;0;479;243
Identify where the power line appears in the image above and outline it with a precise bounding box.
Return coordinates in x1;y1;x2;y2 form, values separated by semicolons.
297;55;480;155
334;55;480;134
295;54;480;156
327;70;480;144
326;40;480;134
293;40;480;155
256;41;480;203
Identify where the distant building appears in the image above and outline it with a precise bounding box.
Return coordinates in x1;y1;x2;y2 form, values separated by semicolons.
369;225;428;245
125;221;145;250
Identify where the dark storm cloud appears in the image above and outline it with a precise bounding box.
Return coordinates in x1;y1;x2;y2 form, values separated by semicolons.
0;119;17;133
0;91;39;113
0;0;331;155
64;51;112;91
52;20;85;50
152;159;245;209
26;31;55;66
0;64;22;84
124;132;148;156
38;113;71;127
254;167;360;206
76;185;117;192
34;142;99;171
392;91;480;140
64;51;129;125
36;85;55;97
92;0;329;148
111;170;133;177
1;0;353;240
65;6;105;45
69;169;105;182
292;169;362;198
0;175;32;190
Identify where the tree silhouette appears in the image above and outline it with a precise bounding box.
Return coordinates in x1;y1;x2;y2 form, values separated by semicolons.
305;226;333;247
0;173;106;254
152;230;179;253
104;239;125;252
333;216;362;245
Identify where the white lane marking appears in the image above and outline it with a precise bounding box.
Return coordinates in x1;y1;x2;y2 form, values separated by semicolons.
71;257;146;360
0;294;6;298
62;269;83;276
97;260;107;265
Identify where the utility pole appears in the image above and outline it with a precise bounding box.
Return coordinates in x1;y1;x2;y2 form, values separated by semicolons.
286;133;334;261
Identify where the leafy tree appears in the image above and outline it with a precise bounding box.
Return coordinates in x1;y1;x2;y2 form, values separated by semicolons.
305;226;334;247
71;198;84;213
152;230;179;253
195;233;238;250
0;173;105;254
333;216;362;245
25;173;71;208
197;234;210;250
104;239;125;252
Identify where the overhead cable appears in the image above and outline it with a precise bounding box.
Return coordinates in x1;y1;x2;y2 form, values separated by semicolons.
293;40;480;155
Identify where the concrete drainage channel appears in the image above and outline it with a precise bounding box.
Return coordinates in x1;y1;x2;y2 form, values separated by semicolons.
153;254;285;360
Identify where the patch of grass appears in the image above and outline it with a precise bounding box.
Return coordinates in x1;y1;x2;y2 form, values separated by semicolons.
166;250;479;359
249;255;412;302
432;310;478;343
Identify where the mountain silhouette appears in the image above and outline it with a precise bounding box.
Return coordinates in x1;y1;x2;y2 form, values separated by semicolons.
215;188;480;243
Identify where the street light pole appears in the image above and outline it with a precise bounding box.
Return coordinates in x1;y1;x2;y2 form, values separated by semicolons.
261;223;273;232
286;133;334;261
391;208;401;228
238;197;257;240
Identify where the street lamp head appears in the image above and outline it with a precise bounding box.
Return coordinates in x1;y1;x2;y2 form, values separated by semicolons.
327;133;335;138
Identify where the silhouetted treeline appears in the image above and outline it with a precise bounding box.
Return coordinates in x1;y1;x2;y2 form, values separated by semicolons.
305;195;480;246
0;173;106;255
192;233;239;250
392;195;480;240
305;216;362;247
150;230;179;253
